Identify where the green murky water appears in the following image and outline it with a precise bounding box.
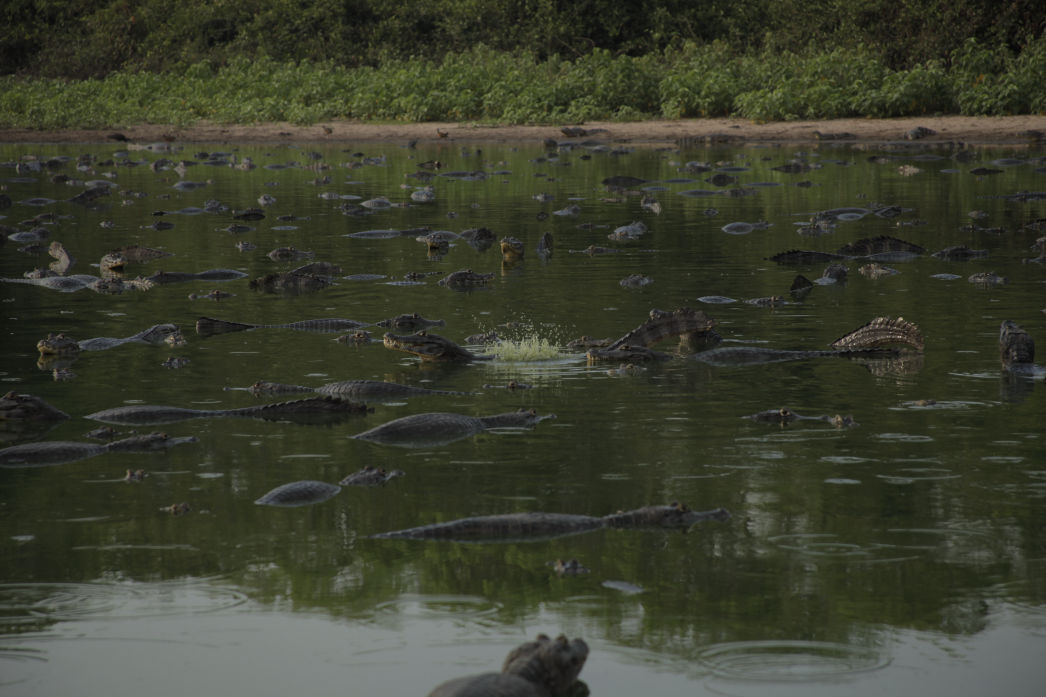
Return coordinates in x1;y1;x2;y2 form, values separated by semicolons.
1;138;1044;696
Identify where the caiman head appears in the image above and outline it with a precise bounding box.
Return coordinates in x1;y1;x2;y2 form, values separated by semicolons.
1000;320;1035;366
0;391;69;421
383;331;476;361
36;333;80;356
502;634;589;696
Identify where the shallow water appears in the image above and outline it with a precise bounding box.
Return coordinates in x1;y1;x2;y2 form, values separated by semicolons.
1;138;1045;695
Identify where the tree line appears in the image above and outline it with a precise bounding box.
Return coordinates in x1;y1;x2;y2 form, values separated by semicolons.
2;0;1043;79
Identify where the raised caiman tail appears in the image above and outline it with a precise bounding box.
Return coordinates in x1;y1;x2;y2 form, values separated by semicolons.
196;316;254;336
830;316;924;351
607;308;717;350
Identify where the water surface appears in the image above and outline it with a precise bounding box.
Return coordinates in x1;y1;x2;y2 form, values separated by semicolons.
1;138;1045;696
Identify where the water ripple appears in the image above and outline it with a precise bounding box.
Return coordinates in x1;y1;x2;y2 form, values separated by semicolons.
0;579;247;622
698;639;890;681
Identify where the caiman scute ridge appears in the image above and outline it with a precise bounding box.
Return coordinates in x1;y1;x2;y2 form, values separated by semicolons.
830;316;924;351
85;396;370;425
371;502;730;541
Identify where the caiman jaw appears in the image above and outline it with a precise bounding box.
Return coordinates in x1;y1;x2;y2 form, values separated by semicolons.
383;331;441;358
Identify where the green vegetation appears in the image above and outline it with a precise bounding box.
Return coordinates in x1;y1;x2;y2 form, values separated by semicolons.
0;0;1044;128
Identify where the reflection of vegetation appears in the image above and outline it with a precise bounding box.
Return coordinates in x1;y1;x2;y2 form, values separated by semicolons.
2;32;1046;126
2;141;1045;671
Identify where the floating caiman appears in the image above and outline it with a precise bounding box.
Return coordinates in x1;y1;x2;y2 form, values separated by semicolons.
353;408;554;448
196;316;368;336
0;432;198;467
37;323;182;355
240;379;470;400
747;408;856;428
371;502;730;542
85;396;370;425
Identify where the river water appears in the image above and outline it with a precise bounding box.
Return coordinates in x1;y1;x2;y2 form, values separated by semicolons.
1;137;1044;696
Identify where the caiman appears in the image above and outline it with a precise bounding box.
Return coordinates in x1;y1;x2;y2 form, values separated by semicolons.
196;316;368;336
339;465;405;486
694;316;923;366
771;235;924;265
371;502;730;541
999;320;1046;377
0;392;69;421
427;634;589;697
37;323;182;355
248;272;330;293
146;269;247;284
0;432;198;468
254;480;342;507
747;408;857;428
586;307;719;362
85;396;370;425
383;331;494;362
438;269;495;289
353;408;554;448
241;379;469;400
374;313;446;331
501;236;525;262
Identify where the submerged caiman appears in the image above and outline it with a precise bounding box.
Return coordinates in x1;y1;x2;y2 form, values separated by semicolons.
241;379;469;400
196;316;368;336
353;408;553;448
85;396;370;425
370;502;730;542
0;432;198;467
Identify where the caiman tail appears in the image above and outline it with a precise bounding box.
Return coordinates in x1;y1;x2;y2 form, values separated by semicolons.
830;316;923;351
196;316;254;336
607;307;717;350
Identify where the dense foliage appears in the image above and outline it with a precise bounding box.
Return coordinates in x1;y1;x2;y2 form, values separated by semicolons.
3;0;1044;79
0;0;1044;126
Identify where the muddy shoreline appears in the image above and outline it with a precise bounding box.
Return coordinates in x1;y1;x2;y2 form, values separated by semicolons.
2;115;1045;146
